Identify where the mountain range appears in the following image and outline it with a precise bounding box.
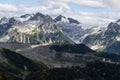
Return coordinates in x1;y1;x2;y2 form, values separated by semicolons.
0;12;120;54
81;20;120;54
0;12;120;80
0;13;74;44
54;14;120;54
54;15;85;42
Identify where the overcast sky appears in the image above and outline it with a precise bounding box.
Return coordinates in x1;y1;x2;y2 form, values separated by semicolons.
0;0;120;27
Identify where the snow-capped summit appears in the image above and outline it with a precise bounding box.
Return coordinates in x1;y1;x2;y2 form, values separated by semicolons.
116;19;120;23
54;15;69;23
115;19;120;25
54;15;80;24
0;17;9;24
12;14;34;23
81;19;120;51
0;13;74;44
54;15;84;43
20;14;33;18
29;12;45;21
9;17;21;25
67;17;80;24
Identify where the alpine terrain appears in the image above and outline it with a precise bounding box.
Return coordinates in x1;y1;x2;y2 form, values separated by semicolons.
0;13;74;44
1;0;120;80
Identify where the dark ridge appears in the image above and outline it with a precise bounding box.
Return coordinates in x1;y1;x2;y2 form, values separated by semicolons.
0;17;8;23
95;52;120;62
9;17;21;25
68;18;80;24
104;42;120;54
54;15;66;22
25;61;120;80
29;12;45;20
20;14;32;18
0;48;47;75
116;19;120;23
50;44;95;54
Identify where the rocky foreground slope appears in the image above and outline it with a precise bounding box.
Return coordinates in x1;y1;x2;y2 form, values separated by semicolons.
0;46;120;80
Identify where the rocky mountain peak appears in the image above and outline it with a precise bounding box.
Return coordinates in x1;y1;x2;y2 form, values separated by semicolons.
0;12;74;44
55;15;80;24
68;17;80;24
54;15;83;43
104;22;120;37
20;14;33;18
54;15;66;22
0;17;8;24
29;12;45;20
9;17;21;25
116;19;120;23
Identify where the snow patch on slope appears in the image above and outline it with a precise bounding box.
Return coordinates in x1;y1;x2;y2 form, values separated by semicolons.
91;45;104;50
116;36;120;41
0;35;10;42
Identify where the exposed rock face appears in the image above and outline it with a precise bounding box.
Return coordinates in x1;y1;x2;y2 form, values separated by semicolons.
55;15;84;43
0;13;74;44
81;20;120;52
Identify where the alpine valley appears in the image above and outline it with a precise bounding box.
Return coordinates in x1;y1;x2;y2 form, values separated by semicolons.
0;12;120;80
